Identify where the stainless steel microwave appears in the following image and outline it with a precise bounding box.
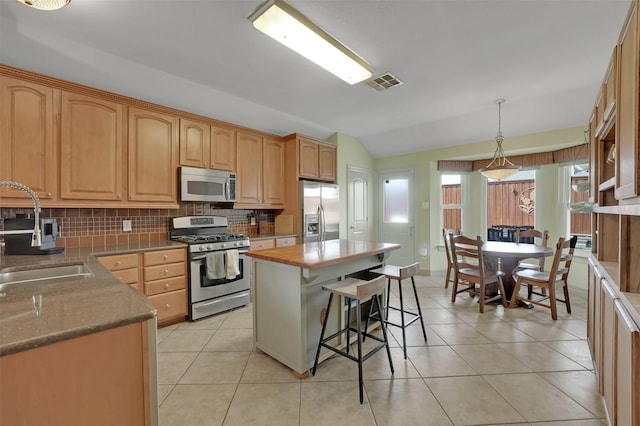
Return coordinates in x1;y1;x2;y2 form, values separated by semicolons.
180;166;237;202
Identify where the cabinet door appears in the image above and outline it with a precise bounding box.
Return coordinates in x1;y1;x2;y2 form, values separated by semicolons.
60;92;124;201
601;279;617;421
318;144;336;182
587;260;602;361
615;1;638;200
179;118;210;168
210;126;236;171
615;299;640;426
262;137;285;206
298;138;319;178
236;132;263;205
128;107;178;203
0;77;56;201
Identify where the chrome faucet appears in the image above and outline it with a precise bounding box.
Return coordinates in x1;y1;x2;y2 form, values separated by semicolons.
0;181;42;247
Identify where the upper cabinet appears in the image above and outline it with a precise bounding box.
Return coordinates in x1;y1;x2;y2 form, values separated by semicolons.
210;126;236;171
0;76;57;202
615;0;639;201
235;132;284;208
128;107;179;203
60;91;124;201
179;118;210;169
285;133;337;182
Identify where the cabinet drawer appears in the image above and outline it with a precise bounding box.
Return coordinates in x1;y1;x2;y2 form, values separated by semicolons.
276;237;296;247
98;253;139;271
111;268;139;285
250;239;275;251
147;289;187;323
143;249;186;266
143;262;185;281
144;275;186;296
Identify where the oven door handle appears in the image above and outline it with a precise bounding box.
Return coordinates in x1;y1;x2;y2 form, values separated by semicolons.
194;291;250;308
191;250;248;261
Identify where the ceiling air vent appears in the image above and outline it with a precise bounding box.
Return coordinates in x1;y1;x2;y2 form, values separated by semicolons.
365;72;403;91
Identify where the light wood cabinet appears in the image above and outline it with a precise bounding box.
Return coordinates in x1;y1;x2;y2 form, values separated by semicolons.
0;76;57;202
235;132;285;208
250;239;275;251
98;253;141;292
614;298;640;426
286;133;337;182
0;321;155;426
276;236;296;247
179;118;211;168
615;0;639;200
60;91;124;201
601;278;617;421
142;248;187;326
211;126;237;171
128;107;179;203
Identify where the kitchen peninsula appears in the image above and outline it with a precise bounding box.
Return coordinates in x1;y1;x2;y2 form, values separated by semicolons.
247;239;399;377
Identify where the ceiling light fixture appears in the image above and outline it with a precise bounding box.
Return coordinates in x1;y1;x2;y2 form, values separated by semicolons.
479;99;520;180
248;0;374;85
14;0;70;11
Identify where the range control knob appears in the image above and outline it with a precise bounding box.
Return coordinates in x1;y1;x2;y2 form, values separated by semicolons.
222;243;227;248
206;245;212;251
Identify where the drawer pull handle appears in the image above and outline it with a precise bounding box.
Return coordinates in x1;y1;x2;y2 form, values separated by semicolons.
164;283;170;288
115;261;121;266
164;304;170;310
163;255;169;260
164;269;169;275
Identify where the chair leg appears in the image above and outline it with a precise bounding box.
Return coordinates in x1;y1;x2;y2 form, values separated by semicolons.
509;278;522;308
445;265;451;288
397;279;408;360
478;282;485;313
385;278;391;321
451;276;459;303
411;277;428;341
563;279;572;314
312;293;334;376
345;298;352;354
374;294;394;374
497;277;507;307
549;283;558;320
355;300;364;404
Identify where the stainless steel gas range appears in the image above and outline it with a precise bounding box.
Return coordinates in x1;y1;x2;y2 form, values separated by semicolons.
170;216;250;321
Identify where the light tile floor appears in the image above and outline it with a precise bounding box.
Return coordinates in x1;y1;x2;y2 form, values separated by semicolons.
156;274;606;426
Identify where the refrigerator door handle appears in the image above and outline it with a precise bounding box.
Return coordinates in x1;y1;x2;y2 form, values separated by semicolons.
319;204;326;241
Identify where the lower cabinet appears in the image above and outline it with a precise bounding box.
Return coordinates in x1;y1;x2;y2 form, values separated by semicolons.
588;257;640;425
98;247;188;327
0;320;157;426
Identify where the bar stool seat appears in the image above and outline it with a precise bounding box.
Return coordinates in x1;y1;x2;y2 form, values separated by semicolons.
368;262;427;359
312;275;394;404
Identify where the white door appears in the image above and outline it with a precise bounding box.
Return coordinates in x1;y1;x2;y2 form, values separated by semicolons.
347;165;369;241
378;169;416;266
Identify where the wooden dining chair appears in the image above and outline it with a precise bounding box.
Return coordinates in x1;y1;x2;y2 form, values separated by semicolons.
514;228;550;271
442;228;460;288
449;234;507;313
509;235;577;320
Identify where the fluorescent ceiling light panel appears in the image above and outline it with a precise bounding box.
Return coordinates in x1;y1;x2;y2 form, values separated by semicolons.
248;0;374;85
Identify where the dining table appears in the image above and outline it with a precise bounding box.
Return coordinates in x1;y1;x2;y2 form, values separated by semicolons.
482;241;554;303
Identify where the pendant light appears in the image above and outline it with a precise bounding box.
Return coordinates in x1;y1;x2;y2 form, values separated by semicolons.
479;99;520;180
14;0;70;11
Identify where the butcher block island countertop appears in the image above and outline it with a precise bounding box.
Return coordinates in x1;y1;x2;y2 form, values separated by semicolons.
247;239;400;377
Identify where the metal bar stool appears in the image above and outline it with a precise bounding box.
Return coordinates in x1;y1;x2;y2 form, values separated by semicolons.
312;274;394;404
368;262;427;359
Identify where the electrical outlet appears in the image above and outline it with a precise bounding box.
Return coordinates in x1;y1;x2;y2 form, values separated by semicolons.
122;220;132;232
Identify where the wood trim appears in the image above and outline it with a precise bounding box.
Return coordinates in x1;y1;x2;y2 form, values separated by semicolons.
0;64;283;140
437;160;473;172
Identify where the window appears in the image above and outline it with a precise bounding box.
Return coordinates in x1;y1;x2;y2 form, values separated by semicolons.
441;174;463;233
486;170;536;229
383;178;408;223
567;164;592;249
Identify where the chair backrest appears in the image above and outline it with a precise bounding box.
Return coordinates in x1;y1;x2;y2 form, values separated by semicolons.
449;234;486;281
487;228;502;241
515;229;549;246
399;262;420;280
545;235;578;283
442;228;460;266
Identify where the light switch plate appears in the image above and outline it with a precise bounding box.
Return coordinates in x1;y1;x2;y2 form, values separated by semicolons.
122;220;132;232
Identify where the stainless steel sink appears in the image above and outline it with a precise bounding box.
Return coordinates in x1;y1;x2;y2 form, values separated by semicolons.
0;263;94;288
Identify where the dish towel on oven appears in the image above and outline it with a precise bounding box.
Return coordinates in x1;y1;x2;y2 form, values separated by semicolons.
206;252;225;280
226;249;240;279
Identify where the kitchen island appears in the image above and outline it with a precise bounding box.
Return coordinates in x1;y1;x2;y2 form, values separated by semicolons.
247;239;400;377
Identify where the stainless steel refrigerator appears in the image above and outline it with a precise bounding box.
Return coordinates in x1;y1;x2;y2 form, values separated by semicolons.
300;180;339;242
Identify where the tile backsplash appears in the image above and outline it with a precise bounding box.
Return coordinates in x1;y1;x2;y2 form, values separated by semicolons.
0;203;276;250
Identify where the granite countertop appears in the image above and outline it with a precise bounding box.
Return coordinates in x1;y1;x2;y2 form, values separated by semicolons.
0;240;186;357
246;239;400;269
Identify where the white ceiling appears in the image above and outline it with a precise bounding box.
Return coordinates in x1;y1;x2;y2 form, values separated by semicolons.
0;0;631;158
